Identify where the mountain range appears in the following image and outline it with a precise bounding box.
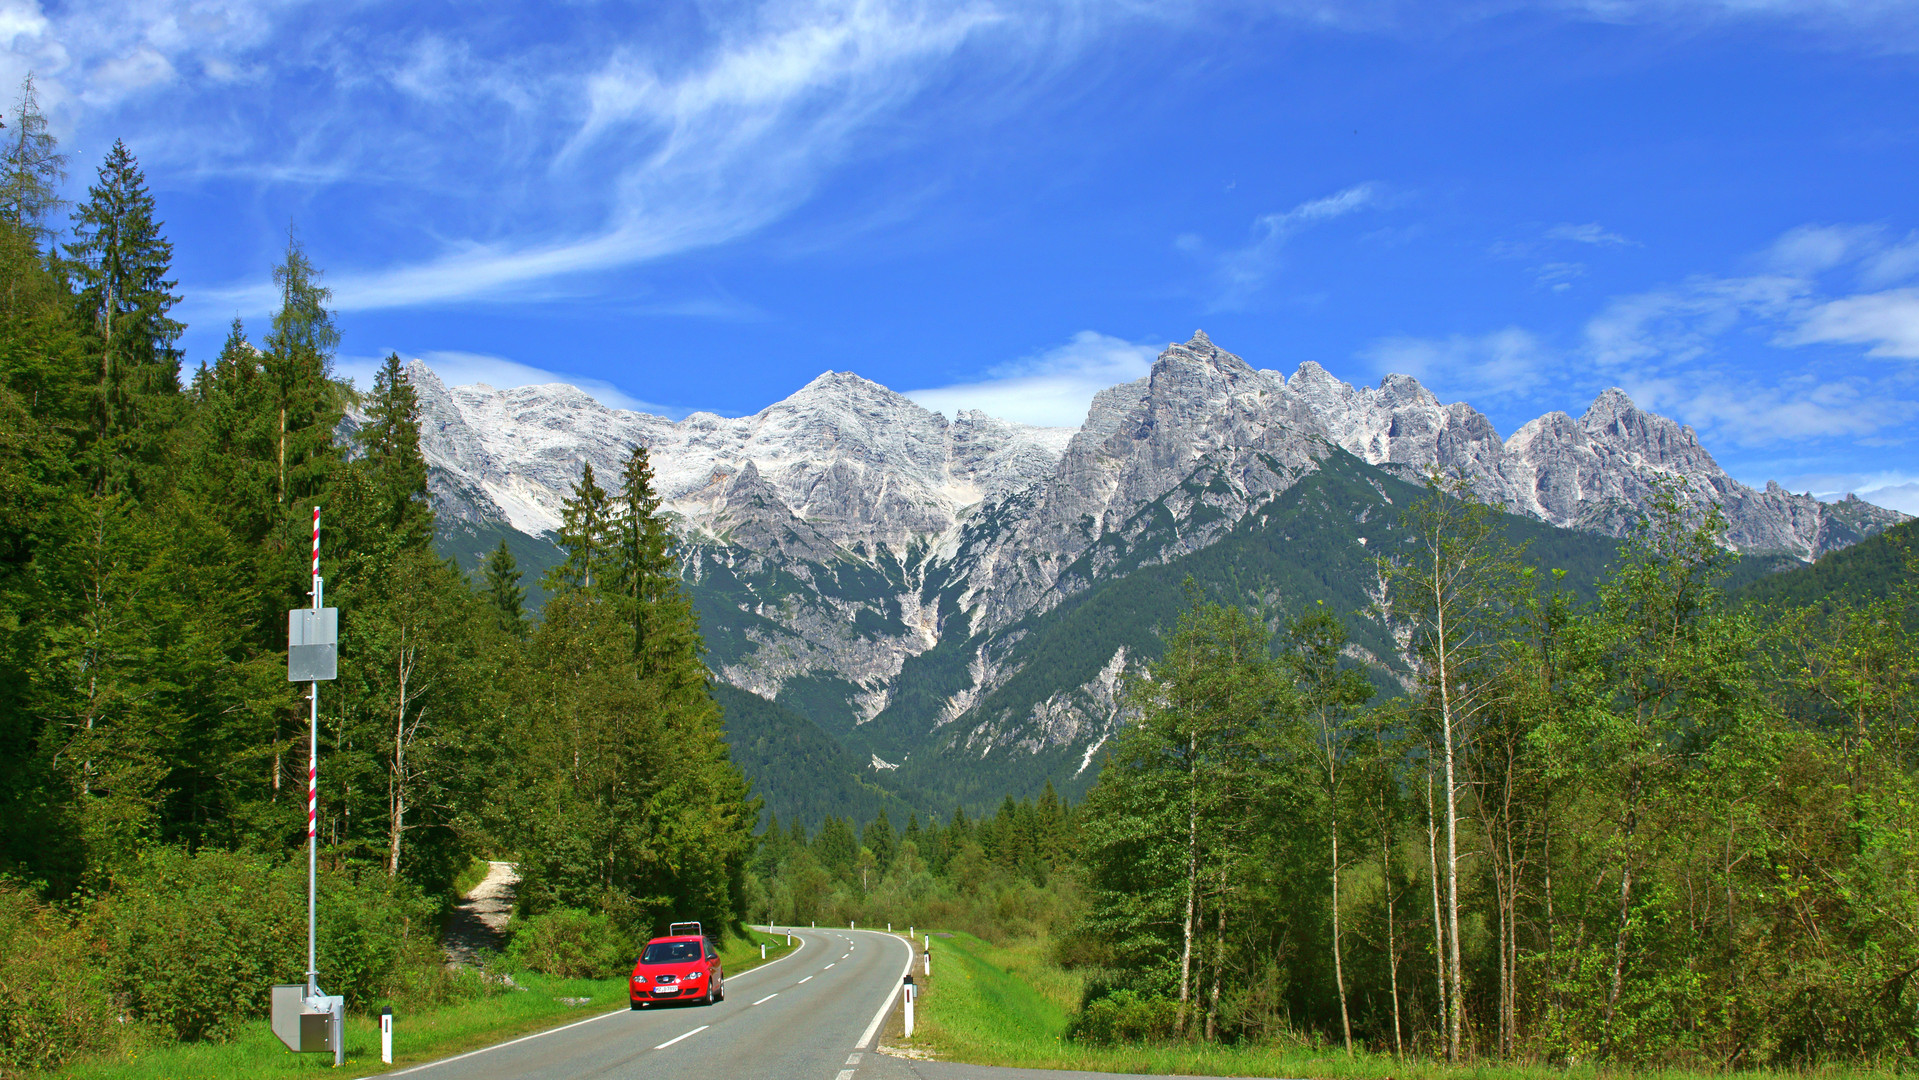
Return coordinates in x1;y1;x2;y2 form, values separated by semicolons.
408;331;1906;820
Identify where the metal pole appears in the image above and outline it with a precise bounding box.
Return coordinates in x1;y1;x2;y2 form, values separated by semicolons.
307;507;320;999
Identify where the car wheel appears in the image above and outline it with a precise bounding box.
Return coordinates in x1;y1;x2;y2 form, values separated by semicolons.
715;978;724;1002
703;981;716;1005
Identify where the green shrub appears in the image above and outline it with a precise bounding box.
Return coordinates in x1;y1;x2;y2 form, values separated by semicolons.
96;848;437;1042
0;881;122;1071
95;848;305;1042
503;908;632;978
316;865;438;1011
1066;988;1180;1045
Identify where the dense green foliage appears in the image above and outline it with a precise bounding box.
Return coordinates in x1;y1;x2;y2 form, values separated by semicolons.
1732;518;1919;615
1067;478;1919;1067
747;788;1085;943
0;122;753;1066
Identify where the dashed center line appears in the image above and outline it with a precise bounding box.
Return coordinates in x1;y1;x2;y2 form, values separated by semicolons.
846;1052;864;1064
751;993;778;1006
836;1071;856;1080
799;976;813;983
653;1025;708;1050
825;962;836;969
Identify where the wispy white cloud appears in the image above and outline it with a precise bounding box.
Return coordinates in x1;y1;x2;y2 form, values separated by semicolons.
906;330;1159;428
1360;327;1554;403
1192;182;1384;310
1545;222;1633;247
1785;287;1919;359
1366;221;1919;449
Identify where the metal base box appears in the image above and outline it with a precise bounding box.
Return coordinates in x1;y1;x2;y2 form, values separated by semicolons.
270;984;341;1053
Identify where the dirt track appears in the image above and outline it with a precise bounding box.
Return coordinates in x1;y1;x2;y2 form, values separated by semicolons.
443;860;518;967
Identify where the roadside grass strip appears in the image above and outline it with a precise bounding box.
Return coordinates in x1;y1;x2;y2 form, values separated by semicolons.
912;932;1913;1080
59;928;797;1079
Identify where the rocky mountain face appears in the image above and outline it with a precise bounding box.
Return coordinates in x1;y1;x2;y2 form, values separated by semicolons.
411;332;1906;815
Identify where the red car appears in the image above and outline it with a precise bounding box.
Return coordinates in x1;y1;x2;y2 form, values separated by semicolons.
630;933;725;1008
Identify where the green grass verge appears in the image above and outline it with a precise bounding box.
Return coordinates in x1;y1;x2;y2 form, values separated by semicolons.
57;928;795;1080
909;931;1904;1080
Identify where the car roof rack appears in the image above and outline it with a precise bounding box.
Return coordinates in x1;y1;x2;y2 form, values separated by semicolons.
669;921;703;937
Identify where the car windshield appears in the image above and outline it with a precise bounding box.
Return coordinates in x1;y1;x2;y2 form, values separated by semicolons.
641;940;703;965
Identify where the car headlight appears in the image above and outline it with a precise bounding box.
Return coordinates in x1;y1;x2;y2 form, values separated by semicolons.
683;971;703;980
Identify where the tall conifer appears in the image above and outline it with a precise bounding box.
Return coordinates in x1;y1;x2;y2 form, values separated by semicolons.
0;74;67;255
65;140;183;495
482;538;526;635
545;462;611;594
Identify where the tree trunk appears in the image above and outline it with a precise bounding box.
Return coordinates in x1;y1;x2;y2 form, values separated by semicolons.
1205;873;1225;1042
1603;769;1641;1053
1384;811;1403;1058
1427;766;1447;1053
1331;812;1352;1056
1441;687;1464;1062
1177;731;1199;1037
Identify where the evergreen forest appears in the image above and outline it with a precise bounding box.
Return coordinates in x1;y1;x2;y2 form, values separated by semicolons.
0;93;753;1068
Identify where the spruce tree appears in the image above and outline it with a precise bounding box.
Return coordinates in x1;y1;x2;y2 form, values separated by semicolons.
544;461;610;594
482;538;526;635
359;353;432;550
0;74;67;255
64;139;183;495
610;443;699;679
262;229;342;531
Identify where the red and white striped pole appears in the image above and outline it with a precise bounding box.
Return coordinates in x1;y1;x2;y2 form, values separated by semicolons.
306;507;320;999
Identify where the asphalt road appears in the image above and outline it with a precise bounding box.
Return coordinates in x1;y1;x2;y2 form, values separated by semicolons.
391;927;914;1080
391;927;1253;1080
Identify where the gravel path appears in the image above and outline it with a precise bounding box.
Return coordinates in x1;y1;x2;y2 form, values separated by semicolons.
443;860;519;968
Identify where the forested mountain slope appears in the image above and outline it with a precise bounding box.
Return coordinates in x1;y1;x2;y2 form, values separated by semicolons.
1731;517;1918;614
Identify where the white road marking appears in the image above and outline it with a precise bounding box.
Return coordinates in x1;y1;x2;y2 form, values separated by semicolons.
653;1025;709;1050
846;1052;863;1063
799;975;813;983
752;993;778;1005
855;929;915;1049
825;963;836;969
836;1071;856;1080
386;1007;626;1075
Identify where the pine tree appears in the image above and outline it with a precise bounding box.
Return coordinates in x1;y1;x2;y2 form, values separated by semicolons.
359;353;432;550
482;539;526;635
544;461;610;594
64;139;183;495
0;74;67;255
262;229;342;526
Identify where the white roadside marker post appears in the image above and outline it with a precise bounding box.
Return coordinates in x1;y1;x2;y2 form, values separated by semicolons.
924;941;931;976
380;1007;393;1064
761;943;767;960
903;976;915;1038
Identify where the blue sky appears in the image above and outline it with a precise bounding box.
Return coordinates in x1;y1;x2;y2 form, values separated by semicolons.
11;0;1919;512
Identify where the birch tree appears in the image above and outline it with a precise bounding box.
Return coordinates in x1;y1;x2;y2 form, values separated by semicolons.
1383;474;1527;1061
